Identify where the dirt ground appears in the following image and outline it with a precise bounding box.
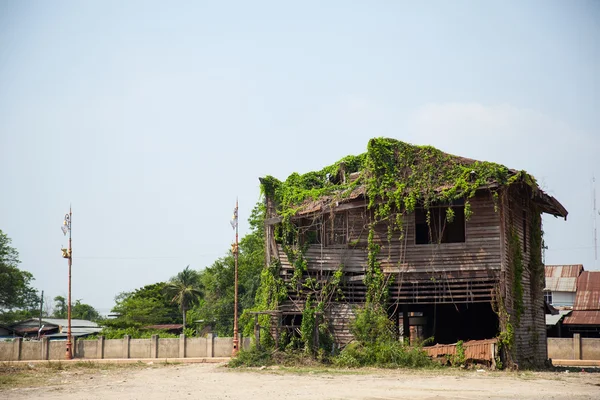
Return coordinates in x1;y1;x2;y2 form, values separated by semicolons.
2;362;600;400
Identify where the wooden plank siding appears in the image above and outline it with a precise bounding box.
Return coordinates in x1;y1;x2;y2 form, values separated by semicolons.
500;186;547;367
269;191;504;346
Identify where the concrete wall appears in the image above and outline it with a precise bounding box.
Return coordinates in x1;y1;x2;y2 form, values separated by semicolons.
0;335;253;361
49;341;65;360
547;334;600;360
157;338;179;358
20;341;42;361
547;338;574;360
104;339;124;359
129;339;151;359
213;337;233;357
582;338;600;360
0;341;17;361
76;339;98;359
185;337;207;357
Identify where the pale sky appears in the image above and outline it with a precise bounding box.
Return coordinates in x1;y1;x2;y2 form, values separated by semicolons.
1;1;598;314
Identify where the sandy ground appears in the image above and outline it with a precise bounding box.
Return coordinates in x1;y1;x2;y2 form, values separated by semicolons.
3;363;600;400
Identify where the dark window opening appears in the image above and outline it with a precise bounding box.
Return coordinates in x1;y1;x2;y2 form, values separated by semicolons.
419;303;499;345
415;201;466;245
544;291;552;305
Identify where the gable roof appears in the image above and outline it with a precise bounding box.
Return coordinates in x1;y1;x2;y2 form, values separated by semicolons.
544;265;584;292
262;138;568;220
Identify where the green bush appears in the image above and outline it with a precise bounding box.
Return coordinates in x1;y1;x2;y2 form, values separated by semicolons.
333;340;434;369
228;347;273;368
333;305;436;369
84;327;179;340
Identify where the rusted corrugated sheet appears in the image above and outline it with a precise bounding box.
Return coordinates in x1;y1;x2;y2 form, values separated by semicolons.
573;271;600;311
544;265;584;292
545;265;584;278
563;310;600;325
424;338;497;362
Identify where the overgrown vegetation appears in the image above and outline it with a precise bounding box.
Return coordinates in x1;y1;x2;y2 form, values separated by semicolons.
333;306;435;368
254;138;540;367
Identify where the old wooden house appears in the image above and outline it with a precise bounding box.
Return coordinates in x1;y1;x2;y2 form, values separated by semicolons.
260;138;567;367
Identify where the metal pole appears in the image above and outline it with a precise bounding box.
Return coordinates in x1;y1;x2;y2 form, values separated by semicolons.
66;206;73;359
232;199;239;356
38;290;44;340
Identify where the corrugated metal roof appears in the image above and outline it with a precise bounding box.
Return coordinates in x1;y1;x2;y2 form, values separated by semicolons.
544;265;584;292
11;318;100;328
546;310;572;326
545;265;584;278
563;310;600;325
573;271;600;311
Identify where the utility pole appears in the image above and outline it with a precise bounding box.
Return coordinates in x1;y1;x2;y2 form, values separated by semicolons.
38;290;44;340
231;199;239;356
61;206;73;359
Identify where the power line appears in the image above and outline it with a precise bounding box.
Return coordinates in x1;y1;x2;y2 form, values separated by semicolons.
74;253;223;260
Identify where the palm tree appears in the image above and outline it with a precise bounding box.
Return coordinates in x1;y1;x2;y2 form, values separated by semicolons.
164;266;202;331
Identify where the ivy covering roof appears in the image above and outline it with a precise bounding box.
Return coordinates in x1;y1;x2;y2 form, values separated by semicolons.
260;138;567;220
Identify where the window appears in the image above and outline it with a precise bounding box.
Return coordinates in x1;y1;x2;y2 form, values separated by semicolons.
415;200;466;245
544;291;553;305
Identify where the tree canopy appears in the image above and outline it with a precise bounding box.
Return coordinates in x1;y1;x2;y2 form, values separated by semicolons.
164;266;202;330
104;282;180;328
0;229;40;324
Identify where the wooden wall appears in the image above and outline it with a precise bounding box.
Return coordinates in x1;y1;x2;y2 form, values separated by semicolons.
273;191;502;306
500;186;547;368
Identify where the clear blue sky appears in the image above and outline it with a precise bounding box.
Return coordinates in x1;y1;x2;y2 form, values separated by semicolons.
1;1;598;314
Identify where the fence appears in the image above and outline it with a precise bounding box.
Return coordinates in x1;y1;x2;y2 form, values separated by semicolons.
0;334;251;362
547;334;600;361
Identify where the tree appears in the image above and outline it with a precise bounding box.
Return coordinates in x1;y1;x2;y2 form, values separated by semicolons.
52;296;101;321
72;300;102;321
105;282;180;328
164;266;202;330
0;229;40;324
189;202;265;336
52;296;67;318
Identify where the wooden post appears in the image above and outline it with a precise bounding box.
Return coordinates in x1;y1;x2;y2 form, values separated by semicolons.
403;305;410;345
254;314;260;350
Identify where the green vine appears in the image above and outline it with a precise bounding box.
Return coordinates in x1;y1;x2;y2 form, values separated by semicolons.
258;138;541;352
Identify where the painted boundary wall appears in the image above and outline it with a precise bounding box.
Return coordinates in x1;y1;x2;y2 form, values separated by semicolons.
547;334;600;360
0;334;251;362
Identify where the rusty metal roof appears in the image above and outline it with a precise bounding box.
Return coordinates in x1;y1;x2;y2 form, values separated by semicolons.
573;271;600;311
544;265;584;292
563;310;600;325
545;265;584;278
